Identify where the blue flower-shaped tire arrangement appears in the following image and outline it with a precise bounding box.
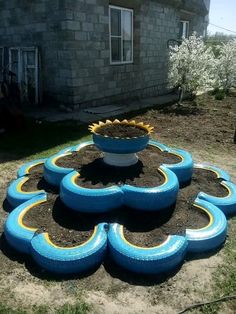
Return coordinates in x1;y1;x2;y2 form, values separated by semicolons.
4;139;236;275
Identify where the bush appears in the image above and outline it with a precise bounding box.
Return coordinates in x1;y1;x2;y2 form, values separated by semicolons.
214;89;225;100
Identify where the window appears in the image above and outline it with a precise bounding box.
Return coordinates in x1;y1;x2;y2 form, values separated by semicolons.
180;20;189;39
109;5;133;64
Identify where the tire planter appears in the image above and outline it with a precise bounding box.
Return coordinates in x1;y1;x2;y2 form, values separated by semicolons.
3;129;236;276
43;141;93;186
31;223;108;274
60;166;179;213
4;194;47;254
17;158;47;178
60;171;124;213
108;223;188;274
7;176;46;208
186;198;227;253
149;140;193;185
195;163;236;216
121;166;179;211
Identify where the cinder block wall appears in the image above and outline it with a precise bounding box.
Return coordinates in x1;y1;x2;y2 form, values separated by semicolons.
0;0;206;108
0;0;75;104
66;0;181;108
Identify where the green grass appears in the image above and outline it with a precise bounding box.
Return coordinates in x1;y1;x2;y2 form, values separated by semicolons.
189;218;236;313
0;304;47;314
0;119;90;161
0;301;91;314
57;301;91;314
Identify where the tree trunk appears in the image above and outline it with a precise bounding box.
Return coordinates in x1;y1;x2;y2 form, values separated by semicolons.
234;127;236;144
178;87;184;105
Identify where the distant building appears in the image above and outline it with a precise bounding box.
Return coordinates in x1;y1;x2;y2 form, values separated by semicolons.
0;0;210;108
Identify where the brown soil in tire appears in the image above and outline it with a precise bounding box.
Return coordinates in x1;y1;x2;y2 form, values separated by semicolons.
72;145;180;188
95;124;148;138
123;167;228;247
23;195;94;247
27;163;44;175
21;175;59;194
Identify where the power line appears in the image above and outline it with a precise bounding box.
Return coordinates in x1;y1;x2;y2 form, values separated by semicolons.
209;22;236;35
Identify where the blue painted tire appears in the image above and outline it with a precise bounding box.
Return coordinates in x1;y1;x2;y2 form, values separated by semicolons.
44;141;93;187
198;181;236;216
164;148;193;185
43;152;74;187
7;176;46;208
121;166;179;211
31;223;108;274
148;139;169;151
194;163;231;182
148;140;193;185
4;194;47;254
186;198;227;252
108;223;188;274
93;133;150;154
73;140;94;152
60;171;124;213
17;159;47;178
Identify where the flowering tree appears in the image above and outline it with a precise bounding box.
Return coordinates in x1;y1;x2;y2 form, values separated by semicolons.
215;40;236;94
168;33;216;103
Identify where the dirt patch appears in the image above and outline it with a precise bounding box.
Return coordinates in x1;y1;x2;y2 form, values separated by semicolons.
21;175;59;194
75;146;180;188
28;163;44;175
95;123;148;138
55;145;101;170
23;195;94;247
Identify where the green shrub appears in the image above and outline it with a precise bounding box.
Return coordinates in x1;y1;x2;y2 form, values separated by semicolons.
215;90;225;100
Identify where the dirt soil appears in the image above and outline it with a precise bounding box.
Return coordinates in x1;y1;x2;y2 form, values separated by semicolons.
56;145;181;188
0;93;236;314
95;123;148;138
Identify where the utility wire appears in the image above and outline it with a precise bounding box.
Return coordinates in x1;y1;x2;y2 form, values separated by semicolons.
209;22;236;35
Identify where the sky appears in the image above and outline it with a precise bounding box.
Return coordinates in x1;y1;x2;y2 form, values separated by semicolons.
208;0;236;35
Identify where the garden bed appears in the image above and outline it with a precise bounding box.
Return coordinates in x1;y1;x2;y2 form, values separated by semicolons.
21;164;228;248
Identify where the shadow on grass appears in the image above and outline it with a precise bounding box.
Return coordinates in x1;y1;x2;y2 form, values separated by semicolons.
2;199;12;213
0;119;89;162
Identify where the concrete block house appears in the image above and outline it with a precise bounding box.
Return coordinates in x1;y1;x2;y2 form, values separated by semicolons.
0;0;210;108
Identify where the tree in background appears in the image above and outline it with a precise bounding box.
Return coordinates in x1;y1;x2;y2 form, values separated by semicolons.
215;40;236;94
168;33;216;104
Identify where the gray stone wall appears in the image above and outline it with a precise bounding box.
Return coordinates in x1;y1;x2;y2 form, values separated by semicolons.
0;0;74;103
0;0;207;108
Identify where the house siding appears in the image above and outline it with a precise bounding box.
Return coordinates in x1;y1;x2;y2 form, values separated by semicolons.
0;0;208;108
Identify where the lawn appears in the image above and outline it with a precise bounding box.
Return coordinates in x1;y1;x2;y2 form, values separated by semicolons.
0;92;235;314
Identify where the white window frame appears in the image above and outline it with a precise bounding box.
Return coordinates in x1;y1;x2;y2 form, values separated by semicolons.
180;20;189;39
109;5;134;65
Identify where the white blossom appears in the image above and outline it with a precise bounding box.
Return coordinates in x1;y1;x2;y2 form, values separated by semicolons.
168;33;216;97
215;40;236;93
